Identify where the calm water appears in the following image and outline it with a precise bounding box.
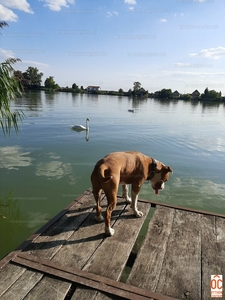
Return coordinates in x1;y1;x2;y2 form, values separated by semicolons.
0;91;225;259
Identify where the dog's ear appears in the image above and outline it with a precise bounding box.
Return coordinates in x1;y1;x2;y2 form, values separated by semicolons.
166;166;173;174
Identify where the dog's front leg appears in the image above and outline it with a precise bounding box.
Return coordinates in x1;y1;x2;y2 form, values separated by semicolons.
122;184;131;203
131;190;143;218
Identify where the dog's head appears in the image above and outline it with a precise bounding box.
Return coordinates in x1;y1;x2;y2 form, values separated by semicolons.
148;160;173;194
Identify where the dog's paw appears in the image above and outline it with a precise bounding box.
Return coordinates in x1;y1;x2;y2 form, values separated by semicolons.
105;226;115;236
122;194;131;203
125;197;131;204
134;210;144;218
95;214;104;222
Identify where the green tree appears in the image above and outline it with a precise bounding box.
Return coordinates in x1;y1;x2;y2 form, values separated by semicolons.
23;66;43;88
45;76;56;89
72;83;79;92
204;87;209;97
0;22;24;135
180;94;192;101
133;81;141;92
201;87;222;101
14;70;28;86
158;88;172;99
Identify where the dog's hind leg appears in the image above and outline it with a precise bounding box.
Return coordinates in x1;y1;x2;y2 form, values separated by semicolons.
122;184;131;203
93;189;104;222
104;192;117;236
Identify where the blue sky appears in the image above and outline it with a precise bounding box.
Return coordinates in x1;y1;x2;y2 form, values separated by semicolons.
0;0;225;94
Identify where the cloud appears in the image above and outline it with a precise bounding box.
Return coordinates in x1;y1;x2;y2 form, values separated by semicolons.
35;151;73;180
0;4;18;21
0;0;33;21
124;0;136;4
190;47;225;59
0;49;49;67
41;0;75;11
0;146;33;170
160;18;167;22
173;62;213;68
36;161;72;180
107;11;119;17
0;0;75;20
0;0;33;13
0;48;15;59
162;70;225;77
22;60;49;67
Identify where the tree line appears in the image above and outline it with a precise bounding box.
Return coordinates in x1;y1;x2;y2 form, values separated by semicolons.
11;68;225;103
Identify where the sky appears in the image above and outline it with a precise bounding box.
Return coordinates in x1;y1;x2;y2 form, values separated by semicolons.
0;0;225;94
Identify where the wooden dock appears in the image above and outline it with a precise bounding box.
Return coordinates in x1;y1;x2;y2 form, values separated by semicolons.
0;189;225;300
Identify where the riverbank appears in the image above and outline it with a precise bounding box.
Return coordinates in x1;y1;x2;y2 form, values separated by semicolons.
26;86;225;103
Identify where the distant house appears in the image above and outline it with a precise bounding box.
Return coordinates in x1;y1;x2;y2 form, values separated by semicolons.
172;90;180;98
192;90;200;99
86;86;100;93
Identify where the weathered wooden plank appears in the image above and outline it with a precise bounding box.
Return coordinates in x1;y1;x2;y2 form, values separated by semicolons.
51;214;107;269
128;207;202;299
72;201;151;299
127;205;175;291
12;196;126;299
0;191;99;300
0;268;43;300
0;190;95;269
23;276;71;300
155;210;201;300
138;198;225;219
23;191;98;260
0;263;26;297
12;253;176;300
201;215;225;300
51;197;126;269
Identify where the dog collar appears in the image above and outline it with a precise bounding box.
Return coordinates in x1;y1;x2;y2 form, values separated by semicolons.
148;158;157;180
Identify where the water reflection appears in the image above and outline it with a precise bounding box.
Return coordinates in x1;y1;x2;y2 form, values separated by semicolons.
1;91;225;260
0;146;33;170
35;152;73;180
71;128;89;141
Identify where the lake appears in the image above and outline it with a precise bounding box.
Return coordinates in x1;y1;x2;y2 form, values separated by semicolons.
0;90;225;259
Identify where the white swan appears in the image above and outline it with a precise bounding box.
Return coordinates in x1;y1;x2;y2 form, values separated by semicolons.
71;118;89;131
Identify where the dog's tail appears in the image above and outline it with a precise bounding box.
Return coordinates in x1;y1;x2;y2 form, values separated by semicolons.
98;164;113;183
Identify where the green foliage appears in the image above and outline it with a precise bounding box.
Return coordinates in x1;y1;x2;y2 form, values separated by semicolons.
0;21;8;30
201;87;222;101
180;94;192;101
133;81;141;92
23;66;43;88
45;76;57;89
72;83;80;92
158;88;172;99
14;70;28;86
0;58;24;135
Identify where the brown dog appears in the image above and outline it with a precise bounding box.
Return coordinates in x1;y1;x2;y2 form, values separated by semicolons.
91;151;173;236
